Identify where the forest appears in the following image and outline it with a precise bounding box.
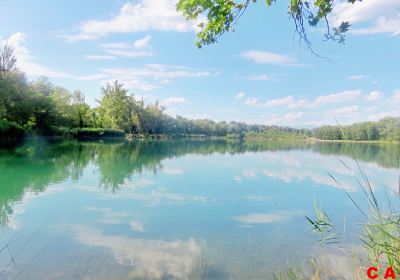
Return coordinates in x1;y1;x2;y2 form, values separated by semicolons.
1;44;400;143
312;118;400;141
0;44;309;141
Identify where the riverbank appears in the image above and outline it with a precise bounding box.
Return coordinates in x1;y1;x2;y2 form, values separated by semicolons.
306;137;399;144
2;132;399;149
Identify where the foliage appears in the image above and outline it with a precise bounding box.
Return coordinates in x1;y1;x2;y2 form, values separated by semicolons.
0;43;17;74
0;62;309;140
363;204;400;275
299;139;400;279
1;47;400;145
0;120;24;139
305;200;338;245
245;128;309;140
273;258;342;280
97;81;131;131
71;128;125;138
176;0;358;50
312;118;400;141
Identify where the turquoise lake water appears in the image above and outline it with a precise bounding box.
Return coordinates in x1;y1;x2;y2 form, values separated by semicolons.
0;140;399;279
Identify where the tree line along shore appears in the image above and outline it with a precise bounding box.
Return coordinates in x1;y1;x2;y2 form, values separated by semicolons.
1;46;400;146
1;71;399;145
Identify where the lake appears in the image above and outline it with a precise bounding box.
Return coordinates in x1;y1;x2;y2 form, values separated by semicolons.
0;139;399;279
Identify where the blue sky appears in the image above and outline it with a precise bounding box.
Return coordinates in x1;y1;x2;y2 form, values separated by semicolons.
1;0;399;127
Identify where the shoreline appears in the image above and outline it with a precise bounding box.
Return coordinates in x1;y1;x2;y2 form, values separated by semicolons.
306;137;399;144
1;134;399;148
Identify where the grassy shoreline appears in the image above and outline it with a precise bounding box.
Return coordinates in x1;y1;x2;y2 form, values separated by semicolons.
2;132;399;148
306;137;399;144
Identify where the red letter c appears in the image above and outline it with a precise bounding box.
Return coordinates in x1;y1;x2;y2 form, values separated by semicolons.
367;267;378;279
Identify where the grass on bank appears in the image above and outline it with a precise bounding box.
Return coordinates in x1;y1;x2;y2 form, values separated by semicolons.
276;140;400;279
70;128;125;138
0;119;126;142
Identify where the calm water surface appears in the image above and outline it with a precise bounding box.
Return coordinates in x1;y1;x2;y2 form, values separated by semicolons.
0;140;399;279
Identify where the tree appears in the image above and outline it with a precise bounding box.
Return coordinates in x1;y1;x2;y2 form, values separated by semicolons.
0;44;17;74
145;100;166;134
98;81;131;131
50;86;73;127
29;79;58;133
177;0;356;52
71;90;90;129
0;71;32;125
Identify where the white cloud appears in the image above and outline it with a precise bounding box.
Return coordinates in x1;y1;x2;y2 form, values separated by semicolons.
102;64;210;80
77;74;108;81
248;74;272;81
348;74;369;80
331;0;400;36
263;114;282;125
104;49;152;58
3;32;71;78
134;35;151;49
393;90;400;102
235;92;245;100
160;97;186;107
62;0;203;42
368;109;400;121
313;90;362;106
283;112;303;121
366;91;383;102
352;16;400;36
244;97;259;106
330;105;359;116
241;50;297;66
98;64;211;91
97;40;154;58
243;90;362;109
104;78;159;91
264;95;296;107
85;55;115;60
234;211;302;225
100;42;128;49
243;113;302;126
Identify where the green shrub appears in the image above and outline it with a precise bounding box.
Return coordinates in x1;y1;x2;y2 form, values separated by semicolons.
0;120;25;139
71;128;125;138
48;126;71;137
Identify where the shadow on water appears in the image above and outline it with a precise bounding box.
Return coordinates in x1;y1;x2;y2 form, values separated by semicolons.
0;138;399;226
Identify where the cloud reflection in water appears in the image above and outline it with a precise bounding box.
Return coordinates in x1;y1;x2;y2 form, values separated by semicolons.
70;225;202;280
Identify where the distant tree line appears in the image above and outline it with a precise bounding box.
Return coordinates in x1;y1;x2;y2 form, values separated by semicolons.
312;118;400;141
1;44;400;142
0;44;308;140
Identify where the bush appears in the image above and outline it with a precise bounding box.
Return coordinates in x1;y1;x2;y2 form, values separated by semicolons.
0;120;25;138
71;128;125;138
48;126;71;137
